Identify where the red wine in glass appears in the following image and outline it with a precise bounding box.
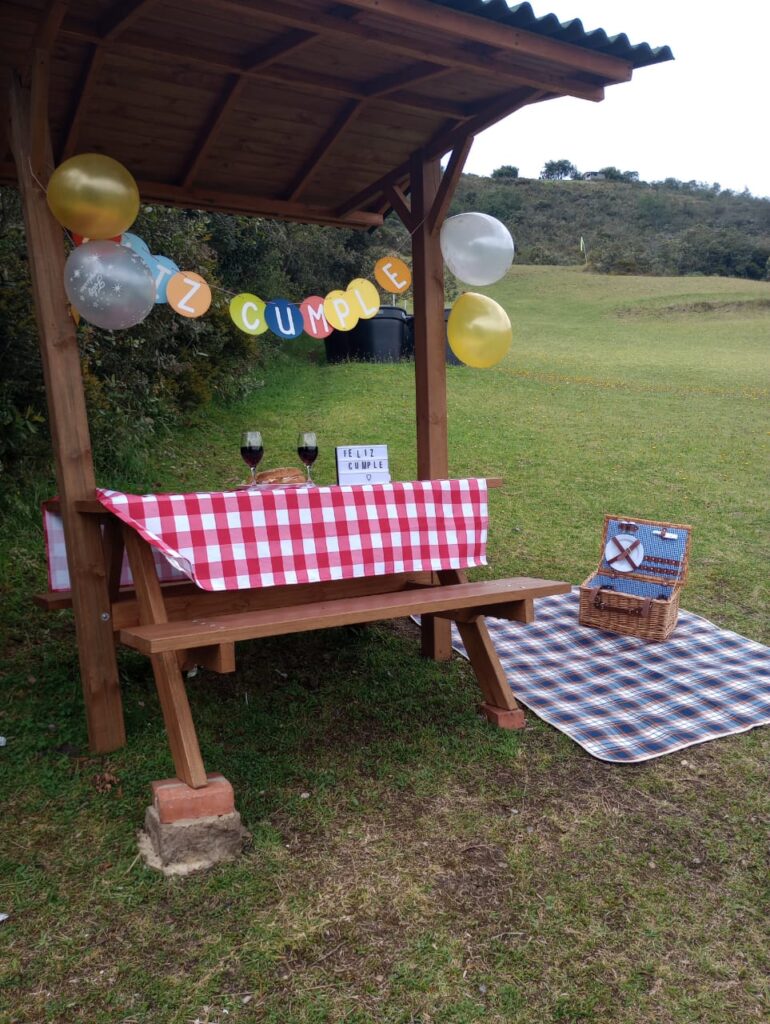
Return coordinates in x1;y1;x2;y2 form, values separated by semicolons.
240;430;264;486
297;431;318;483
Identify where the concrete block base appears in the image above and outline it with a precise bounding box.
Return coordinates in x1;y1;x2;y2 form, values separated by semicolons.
138;805;248;876
479;702;526;730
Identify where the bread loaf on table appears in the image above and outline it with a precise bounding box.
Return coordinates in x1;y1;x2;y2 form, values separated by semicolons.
254;466;305;485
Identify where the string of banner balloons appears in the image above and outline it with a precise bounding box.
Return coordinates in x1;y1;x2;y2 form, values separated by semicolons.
47;153;515;368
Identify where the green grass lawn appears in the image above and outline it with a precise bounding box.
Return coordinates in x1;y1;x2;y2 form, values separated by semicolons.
1;267;768;1023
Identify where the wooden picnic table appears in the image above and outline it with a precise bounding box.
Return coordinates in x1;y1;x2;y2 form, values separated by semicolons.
37;478;570;789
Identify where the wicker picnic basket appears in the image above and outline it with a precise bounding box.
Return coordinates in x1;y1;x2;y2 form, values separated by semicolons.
579;515;692;641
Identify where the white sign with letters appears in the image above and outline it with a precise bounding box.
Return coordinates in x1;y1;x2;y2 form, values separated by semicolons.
336;444;391;485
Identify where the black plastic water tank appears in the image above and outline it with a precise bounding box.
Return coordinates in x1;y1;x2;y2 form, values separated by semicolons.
403;308;462;365
325;306;407;364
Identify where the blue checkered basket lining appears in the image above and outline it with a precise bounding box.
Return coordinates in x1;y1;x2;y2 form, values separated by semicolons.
602;519;689;584
427;590;770;763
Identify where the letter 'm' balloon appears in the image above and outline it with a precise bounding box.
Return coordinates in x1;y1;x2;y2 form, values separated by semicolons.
447;292;512;368
440;212;514;286
47;154;140;239
64;240;155;330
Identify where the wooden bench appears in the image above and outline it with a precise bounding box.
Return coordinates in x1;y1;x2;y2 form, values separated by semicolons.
119;577;568;653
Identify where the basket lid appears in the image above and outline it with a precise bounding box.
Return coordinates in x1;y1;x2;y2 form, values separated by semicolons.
599;515;692;586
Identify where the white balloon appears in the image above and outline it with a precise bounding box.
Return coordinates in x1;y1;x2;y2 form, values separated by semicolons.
440;212;515;286
64;240;155;330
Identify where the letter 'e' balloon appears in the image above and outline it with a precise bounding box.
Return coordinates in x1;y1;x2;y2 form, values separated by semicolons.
47;154;140;239
447;292;512;368
440;212;514;286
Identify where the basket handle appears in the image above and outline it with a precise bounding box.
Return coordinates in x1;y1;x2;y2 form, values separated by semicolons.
593;591;653;617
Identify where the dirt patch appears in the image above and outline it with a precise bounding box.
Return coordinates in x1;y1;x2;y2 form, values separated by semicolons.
615;298;770;318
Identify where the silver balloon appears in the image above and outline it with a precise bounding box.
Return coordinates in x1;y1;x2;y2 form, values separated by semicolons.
64;240;156;330
440;212;515;286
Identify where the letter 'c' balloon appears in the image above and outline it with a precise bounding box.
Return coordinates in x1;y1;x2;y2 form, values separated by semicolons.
447;292;512;368
47;154;140;239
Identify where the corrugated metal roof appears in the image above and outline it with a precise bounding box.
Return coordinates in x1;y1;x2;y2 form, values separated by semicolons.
430;0;674;68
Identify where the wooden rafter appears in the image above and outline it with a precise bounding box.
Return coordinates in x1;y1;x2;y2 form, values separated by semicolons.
287;99;363;201
337;0;632;80
60;46;106;161
192;0;608;101
181;29;318;188
29;0;69;176
335;85;543;219
134;178;383;229
37;3;606;104
59;1;165;161
99;0;164;42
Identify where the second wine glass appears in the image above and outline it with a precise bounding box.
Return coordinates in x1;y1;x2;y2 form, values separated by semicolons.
297;431;318;484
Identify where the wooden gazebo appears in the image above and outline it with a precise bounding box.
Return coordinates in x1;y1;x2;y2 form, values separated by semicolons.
1;1;671;821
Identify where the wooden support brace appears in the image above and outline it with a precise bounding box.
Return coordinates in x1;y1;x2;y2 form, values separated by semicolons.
438;569;521;715
122;526;208;788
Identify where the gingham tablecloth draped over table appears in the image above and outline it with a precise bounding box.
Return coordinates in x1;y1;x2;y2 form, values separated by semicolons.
79;478;488;592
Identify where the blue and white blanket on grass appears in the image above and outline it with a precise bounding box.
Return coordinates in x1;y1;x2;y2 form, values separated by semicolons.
449;590;770;763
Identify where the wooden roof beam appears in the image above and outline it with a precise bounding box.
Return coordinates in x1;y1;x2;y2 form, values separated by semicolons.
337;0;632;81
60;1;166;162
181;29;318;188
135;178;383;229
29;1;68;176
99;0;164;43
335;87;545;217
155;1;607;102
286;99;363;201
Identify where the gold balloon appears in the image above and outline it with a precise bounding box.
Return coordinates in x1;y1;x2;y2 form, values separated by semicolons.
47;154;140;238
447;292;512;368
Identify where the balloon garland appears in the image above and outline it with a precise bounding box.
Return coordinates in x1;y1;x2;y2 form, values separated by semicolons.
47;154;516;368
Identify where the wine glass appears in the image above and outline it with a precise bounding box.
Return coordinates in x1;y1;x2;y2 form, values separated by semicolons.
240;430;264;487
297;431;318;484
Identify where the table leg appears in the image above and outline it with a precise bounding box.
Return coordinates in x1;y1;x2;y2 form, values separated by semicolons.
122;526;208;788
437;569;524;724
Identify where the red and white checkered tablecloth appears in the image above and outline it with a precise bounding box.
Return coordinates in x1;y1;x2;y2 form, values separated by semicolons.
87;479;488;592
43;481;488;593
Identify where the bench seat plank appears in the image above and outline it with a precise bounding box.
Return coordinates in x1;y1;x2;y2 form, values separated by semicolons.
120;577;571;654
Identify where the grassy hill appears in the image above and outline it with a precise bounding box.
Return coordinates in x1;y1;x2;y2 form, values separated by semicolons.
2;267;768;1024
452;175;770;277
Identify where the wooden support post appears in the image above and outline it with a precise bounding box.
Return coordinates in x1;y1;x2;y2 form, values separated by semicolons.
410;150;451;660
122;527;208;788
7;76;126;753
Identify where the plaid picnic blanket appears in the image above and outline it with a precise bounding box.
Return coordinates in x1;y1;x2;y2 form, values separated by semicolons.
450;590;770;762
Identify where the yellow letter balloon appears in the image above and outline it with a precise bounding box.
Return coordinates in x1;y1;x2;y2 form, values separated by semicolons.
47;154;140;239
447;292;512;368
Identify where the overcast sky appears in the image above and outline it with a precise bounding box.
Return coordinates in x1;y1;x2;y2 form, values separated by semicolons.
465;1;769;198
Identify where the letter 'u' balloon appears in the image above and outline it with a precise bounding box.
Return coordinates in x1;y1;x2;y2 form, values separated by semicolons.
47;154;140;239
440;212;514;286
447;292;512;368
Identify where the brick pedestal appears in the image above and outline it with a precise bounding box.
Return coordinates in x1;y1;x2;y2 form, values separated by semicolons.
139;773;246;875
479;702;526;730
